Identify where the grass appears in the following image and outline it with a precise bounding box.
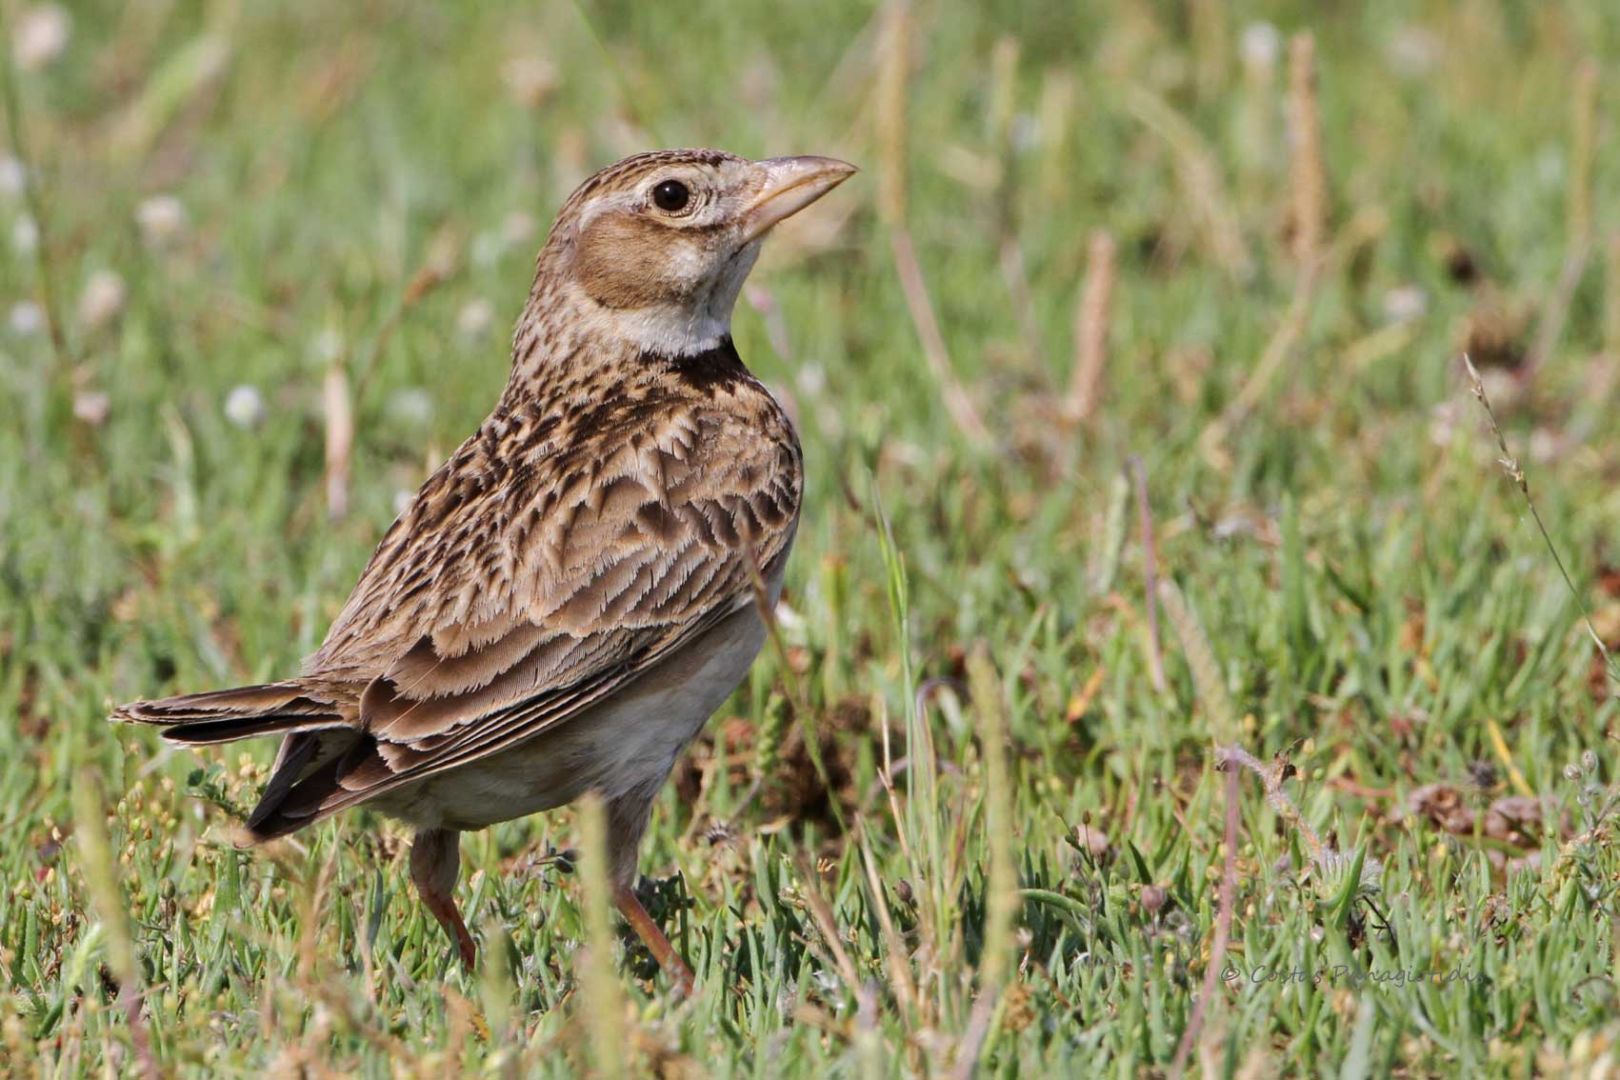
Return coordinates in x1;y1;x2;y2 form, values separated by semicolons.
5;0;1620;1074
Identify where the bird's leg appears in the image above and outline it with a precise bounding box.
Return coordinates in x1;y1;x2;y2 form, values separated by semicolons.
410;827;476;970
606;792;695;995
615;883;695;997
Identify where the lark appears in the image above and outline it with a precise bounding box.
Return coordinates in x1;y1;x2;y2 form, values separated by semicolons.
114;149;856;993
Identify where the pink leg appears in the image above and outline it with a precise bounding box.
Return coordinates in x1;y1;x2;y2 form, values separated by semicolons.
411;828;476;969
616;884;694;996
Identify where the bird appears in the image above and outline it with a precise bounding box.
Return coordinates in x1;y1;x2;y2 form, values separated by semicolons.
112;148;856;994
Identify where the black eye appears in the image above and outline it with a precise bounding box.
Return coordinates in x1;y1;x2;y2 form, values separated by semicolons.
652;179;690;213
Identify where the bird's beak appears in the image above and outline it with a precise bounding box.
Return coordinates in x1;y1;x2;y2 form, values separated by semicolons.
740;156;858;244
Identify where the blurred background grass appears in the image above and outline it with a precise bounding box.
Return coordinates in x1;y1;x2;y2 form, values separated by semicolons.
6;0;1620;1074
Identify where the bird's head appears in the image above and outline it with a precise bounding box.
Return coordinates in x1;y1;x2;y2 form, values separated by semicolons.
533;149;856;357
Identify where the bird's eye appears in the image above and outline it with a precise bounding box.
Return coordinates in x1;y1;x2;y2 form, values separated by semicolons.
651;179;691;213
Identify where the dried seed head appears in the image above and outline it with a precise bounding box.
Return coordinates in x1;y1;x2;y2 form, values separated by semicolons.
1466;760;1498;790
1141;884;1168;915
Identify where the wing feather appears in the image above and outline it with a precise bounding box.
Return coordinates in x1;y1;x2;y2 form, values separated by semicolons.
283;386;800;820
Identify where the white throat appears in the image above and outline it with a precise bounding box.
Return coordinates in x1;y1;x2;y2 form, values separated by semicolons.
603;239;761;357
608;305;731;356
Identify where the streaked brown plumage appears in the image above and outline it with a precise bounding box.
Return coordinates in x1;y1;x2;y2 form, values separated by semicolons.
113;148;856;992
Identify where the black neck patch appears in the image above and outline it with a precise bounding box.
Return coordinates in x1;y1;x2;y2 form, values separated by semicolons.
649;336;751;392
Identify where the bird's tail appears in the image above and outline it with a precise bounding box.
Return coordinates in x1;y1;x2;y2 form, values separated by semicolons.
112;681;362;840
111;681;349;745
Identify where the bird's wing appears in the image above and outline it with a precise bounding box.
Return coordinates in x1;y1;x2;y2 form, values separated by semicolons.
271;392;800;825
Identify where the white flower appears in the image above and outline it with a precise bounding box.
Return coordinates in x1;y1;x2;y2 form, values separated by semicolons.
72;389;109;426
223;384;266;429
1536;146;1564;187
1240;22;1281;70
1010;113;1040;153
1381;285;1428;324
386;387;434;427
1386;26;1441;78
310;327;344;366
12;215;38;254
456;298;495;340
795;363;826;397
13;5;70;71
0;158;24;200
469;231;503;268
135;195;187;246
8;300;43;336
78;270;127;330
474;211;538;268
501;56;557;109
502;211;536;248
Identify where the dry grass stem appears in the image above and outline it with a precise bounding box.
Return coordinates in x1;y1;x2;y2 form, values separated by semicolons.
952;646;1019;1079
1188;0;1228;101
890;228;993;446
1156;579;1238;745
1065;230;1117;423
1122;86;1252;280
1200;259;1320;459
794;853;863;993
351;259;451;407
1462;354;1619;687
1286;33;1325;268
856;823;920;1024
1217;744;1326;865
1169;764;1240;1078
971;655;1019;957
872;0;990;446
107;30;232;164
873;0;910;226
323;364;353;522
1000;237;1042;366
1130;457;1168;694
477;916;518;1072
1567;59;1598;253
1526;241;1593;375
1605;231;1620;359
576;793;628;1080
1035;70;1076;202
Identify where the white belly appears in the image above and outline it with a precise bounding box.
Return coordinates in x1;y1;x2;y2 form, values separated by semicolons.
376;596;769;831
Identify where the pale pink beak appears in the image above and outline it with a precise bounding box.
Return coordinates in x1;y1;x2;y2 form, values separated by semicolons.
740;156;858;244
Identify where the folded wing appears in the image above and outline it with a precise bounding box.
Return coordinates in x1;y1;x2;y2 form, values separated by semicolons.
248;395;800;838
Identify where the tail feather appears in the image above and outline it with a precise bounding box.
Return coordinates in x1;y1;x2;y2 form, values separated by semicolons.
112;681;349;744
155;712;347;746
113;680;361;843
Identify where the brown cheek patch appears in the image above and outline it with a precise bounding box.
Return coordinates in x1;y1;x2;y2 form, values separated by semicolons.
576;213;688;309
